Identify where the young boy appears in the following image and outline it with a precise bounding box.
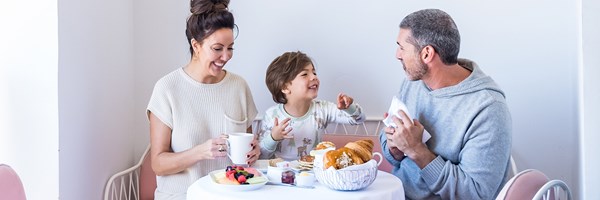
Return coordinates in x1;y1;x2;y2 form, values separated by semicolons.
259;51;365;161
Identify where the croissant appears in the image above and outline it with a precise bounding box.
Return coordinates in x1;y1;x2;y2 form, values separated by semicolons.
344;139;374;162
315;141;336;150
323;147;363;169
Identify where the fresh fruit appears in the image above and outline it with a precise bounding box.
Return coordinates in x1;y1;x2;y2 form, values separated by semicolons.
223;165;260;185
237;175;247;183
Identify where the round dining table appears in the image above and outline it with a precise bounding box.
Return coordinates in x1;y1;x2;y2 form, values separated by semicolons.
187;170;405;200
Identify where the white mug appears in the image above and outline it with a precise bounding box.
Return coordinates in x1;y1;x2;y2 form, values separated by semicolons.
227;132;254;165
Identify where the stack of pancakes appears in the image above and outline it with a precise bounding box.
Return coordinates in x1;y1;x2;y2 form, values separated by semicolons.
297;155;314;170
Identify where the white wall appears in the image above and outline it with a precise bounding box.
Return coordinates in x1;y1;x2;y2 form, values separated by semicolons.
58;0;135;199
580;0;600;199
0;0;59;199
132;0;190;157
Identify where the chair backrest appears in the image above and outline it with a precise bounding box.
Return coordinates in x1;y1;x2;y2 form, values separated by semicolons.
495;169;549;200
322;134;393;172
139;146;156;200
508;155;517;178
0;164;27;200
104;145;156;200
533;179;572;200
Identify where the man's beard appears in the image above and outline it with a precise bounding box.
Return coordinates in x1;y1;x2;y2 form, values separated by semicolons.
403;59;428;81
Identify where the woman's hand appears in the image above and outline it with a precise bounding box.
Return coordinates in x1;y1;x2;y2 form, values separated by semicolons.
246;136;261;165
196;135;228;160
271;117;293;141
337;93;354;109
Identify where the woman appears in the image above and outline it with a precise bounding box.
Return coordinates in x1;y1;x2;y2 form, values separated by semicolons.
146;0;259;199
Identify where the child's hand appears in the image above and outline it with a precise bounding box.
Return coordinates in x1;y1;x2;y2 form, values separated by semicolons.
337;93;354;110
271;117;293;141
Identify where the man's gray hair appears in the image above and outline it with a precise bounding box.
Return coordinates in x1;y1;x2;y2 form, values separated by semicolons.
400;9;460;65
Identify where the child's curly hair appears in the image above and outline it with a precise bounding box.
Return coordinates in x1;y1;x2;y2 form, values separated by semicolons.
265;51;314;104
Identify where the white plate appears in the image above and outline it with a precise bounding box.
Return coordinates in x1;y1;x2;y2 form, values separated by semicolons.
209;169;268;191
252;160;270;173
290;160;313;172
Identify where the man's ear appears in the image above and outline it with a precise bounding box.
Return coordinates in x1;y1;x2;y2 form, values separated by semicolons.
421;45;435;63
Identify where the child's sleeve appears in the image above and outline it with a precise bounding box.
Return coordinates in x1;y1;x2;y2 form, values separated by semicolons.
258;113;278;159
322;100;366;125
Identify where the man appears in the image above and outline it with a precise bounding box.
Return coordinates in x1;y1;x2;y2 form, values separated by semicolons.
380;9;512;199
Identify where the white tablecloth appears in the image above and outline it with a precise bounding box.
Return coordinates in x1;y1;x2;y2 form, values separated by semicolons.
187;170;404;200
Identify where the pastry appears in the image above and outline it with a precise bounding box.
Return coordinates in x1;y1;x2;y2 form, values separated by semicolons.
323;147;363;169
269;158;284;167
315;141;336;150
344;139;374;162
298;155;315;170
300;155;314;163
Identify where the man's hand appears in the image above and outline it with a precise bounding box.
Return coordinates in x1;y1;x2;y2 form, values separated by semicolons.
383;112;405;160
389;110;436;168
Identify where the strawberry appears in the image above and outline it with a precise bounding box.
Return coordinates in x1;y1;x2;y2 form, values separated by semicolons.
227;172;236;181
237;175;247;183
226;170;235;177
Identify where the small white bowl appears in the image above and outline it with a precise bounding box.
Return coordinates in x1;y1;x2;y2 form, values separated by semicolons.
295;172;315;187
267;166;289;184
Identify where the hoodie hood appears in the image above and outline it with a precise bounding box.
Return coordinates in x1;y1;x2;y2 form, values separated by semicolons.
428;58;505;99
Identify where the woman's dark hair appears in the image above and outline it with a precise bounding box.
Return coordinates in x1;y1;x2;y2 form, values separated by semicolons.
186;0;235;58
265;51;314;104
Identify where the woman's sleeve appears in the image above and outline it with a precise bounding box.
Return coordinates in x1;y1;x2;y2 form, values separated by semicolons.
147;80;173;129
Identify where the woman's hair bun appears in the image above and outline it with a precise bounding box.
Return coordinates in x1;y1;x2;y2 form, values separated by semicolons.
190;0;230;15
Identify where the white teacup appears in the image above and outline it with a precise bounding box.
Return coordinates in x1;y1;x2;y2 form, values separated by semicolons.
227;132;254;165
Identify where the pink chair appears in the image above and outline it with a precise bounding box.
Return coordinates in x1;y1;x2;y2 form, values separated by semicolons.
0;164;27;200
495;169;549;200
322;134;393;173
104;145;156;200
